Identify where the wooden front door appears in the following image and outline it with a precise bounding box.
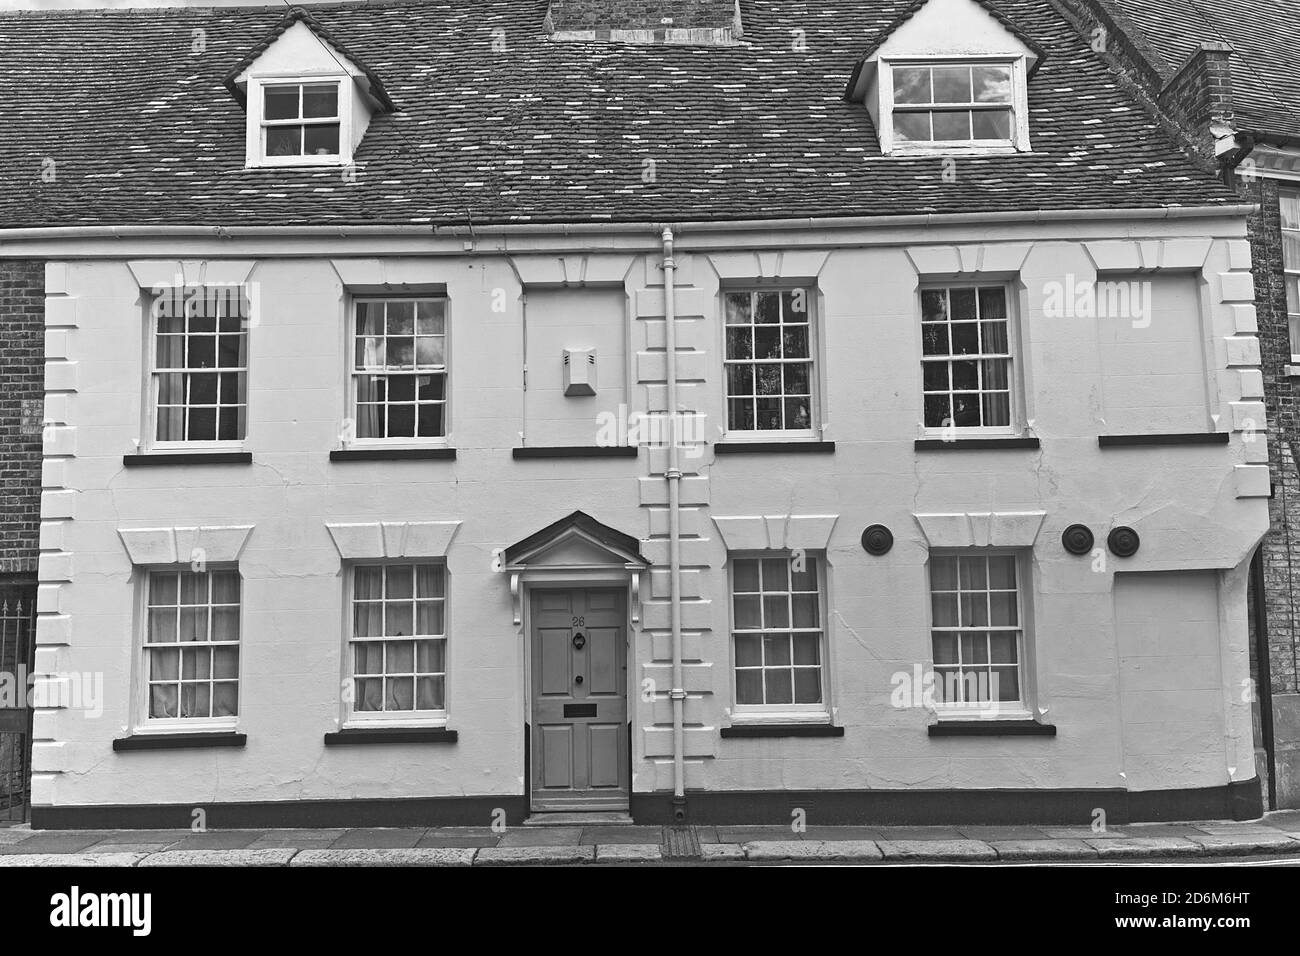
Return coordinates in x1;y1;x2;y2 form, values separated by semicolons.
530;589;628;811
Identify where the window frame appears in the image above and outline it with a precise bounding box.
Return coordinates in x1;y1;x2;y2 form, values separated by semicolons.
133;566;244;734
245;74;353;168
341;560;451;728
145;287;251;452
344;294;452;448
726;550;832;723
1280;187;1300;362
879;55;1030;156
918;280;1022;438
719;285;823;442
925;548;1035;720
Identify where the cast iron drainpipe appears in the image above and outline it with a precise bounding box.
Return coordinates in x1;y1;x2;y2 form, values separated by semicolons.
661;226;687;822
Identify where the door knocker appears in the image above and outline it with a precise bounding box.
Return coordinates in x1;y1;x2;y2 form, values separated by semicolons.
572;632;586;650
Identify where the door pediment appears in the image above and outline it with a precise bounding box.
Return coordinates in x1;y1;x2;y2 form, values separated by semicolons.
504;510;648;569
504;511;647;625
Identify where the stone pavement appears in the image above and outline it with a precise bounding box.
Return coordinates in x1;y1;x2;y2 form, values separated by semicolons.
0;810;1298;865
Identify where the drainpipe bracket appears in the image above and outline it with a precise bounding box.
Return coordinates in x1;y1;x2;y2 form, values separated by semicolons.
669;689;688;701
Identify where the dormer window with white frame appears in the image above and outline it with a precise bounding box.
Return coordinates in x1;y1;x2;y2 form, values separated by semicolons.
886;58;1022;151
261;80;342;162
226;11;394;169
846;0;1041;156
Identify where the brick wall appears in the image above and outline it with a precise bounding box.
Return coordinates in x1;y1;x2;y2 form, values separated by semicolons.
0;260;44;576
1155;43;1235;168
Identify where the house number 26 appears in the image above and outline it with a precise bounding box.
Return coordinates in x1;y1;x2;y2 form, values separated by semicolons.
571;616;585;626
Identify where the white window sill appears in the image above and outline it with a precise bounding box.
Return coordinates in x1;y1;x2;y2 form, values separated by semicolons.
729;711;831;726
1285;364;1300;377
931;708;1033;722
131;719;240;735
342;717;449;731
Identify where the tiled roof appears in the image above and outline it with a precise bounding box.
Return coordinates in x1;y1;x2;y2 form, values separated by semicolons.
0;0;1237;229
1095;0;1300;142
546;0;738;31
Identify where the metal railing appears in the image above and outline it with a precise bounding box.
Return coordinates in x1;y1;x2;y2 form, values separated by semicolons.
0;594;35;825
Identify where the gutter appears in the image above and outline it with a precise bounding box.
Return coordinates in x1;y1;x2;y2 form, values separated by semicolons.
0;205;1262;245
660;227;688;824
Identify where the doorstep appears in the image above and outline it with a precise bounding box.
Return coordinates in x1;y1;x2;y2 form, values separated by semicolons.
522;812;635;827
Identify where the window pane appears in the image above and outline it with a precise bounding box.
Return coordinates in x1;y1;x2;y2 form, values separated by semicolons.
792;634;820;665
973;66;1013;102
754;292;780;324
266;125;301;157
793;669;822;704
763;633;791;666
733;595;761;629
1281;190;1300;231
148;608;178;644
893;111;930;142
416;638;446;673
932;66;971;103
725;292;752;325
893;67;931;104
264;85;299;120
386;564;414;599
304;124;340;156
733;560;760;592
302;84;338;118
972;109;1011;140
150;685;178;718
725;327;752;360
763;596;790;628
735;633;761;667
416;564;445;599
764;670;793;704
417;676;445;710
933;110;971;140
988;555;1017;589
790;559;818;592
930;557;958;590
932;633;958;665
736;670;763;705
931;591;958;627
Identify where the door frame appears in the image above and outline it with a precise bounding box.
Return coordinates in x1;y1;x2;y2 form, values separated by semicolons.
517;571;640;813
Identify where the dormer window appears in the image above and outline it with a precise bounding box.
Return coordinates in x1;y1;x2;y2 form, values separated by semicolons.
262;81;342;161
844;0;1043;157
890;61;1015;146
225;9;396;170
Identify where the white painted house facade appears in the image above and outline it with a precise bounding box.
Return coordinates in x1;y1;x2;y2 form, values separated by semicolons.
0;0;1271;826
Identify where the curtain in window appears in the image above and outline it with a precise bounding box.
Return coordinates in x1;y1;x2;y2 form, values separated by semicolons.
155;332;186;441
353;566;385;711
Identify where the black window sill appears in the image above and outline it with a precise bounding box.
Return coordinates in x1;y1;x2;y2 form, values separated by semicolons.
323;727;458;745
928;720;1056;737
1098;433;1229;448
113;732;246;752
123;452;252;467
721;723;844;738
330;448;457;462
513;446;638;460
714;441;835;455
914;438;1040;451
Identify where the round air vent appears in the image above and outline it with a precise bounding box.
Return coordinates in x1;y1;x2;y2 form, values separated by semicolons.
861;525;893;556
1108;526;1141;558
1061;524;1094;556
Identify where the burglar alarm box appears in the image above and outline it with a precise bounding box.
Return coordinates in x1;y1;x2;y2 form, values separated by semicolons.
563;348;597;396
